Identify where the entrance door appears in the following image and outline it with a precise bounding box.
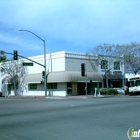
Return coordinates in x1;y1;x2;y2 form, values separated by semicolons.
78;82;98;95
78;83;85;95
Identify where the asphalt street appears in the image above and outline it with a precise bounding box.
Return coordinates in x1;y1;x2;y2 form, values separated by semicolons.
0;96;140;140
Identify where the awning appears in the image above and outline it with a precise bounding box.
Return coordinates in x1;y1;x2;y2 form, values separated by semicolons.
24;71;103;83
106;73;122;79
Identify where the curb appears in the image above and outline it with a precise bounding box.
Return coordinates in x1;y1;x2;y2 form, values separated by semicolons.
4;94;127;99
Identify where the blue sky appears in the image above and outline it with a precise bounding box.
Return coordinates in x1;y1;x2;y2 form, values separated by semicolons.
0;0;140;58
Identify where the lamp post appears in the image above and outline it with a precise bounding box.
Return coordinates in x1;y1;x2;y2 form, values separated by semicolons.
18;29;47;97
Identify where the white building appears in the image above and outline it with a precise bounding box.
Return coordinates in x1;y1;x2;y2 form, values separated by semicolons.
98;56;125;88
0;51;103;97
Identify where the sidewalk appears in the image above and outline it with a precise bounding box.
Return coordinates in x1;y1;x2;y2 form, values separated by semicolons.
45;94;124;99
6;94;126;99
6;95;102;99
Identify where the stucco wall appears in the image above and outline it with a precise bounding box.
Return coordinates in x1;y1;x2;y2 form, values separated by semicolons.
22;82;67;96
65;57;95;72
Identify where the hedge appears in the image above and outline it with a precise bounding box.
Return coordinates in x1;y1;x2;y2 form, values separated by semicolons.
99;88;119;95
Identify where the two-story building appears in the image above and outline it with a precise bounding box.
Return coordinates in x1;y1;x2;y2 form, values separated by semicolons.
98;56;125;89
0;51;127;96
1;51;103;96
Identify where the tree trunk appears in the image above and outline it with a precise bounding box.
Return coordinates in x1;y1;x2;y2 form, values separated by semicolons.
13;81;18;96
105;73;109;89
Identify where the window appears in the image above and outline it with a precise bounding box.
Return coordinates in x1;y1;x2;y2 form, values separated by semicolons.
114;61;120;70
67;82;72;94
136;80;140;86
129;81;135;87
101;60;108;69
47;83;57;89
29;84;37;90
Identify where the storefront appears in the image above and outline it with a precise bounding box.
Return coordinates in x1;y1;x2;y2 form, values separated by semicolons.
24;71;103;96
103;72;123;88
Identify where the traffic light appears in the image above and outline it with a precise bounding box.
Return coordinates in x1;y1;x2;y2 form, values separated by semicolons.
81;63;85;76
42;71;45;78
13;50;18;60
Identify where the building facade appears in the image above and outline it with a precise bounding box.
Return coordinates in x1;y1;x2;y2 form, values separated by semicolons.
1;51;103;96
98;56;125;89
0;51;128;96
24;51;104;96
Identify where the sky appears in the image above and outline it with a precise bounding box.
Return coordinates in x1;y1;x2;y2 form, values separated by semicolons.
0;0;140;58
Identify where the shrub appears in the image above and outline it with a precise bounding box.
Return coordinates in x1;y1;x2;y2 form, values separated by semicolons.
99;88;119;95
99;88;107;95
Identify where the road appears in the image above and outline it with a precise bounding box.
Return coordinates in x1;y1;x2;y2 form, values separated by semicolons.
0;96;140;140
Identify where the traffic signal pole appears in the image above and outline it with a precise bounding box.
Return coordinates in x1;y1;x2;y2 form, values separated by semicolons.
85;64;88;96
3;51;45;67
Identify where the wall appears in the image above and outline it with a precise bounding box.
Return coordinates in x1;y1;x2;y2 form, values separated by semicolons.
47;83;67;96
25;51;99;74
22;82;67;96
25;52;66;74
98;57;124;75
65;52;97;72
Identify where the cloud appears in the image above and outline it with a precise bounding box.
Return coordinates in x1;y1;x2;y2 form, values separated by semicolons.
0;0;140;57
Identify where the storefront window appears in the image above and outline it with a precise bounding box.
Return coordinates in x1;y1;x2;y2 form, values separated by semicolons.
29;84;37;90
67;83;72;94
47;83;57;89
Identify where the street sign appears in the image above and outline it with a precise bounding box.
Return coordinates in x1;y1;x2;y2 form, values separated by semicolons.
22;62;34;66
0;51;4;55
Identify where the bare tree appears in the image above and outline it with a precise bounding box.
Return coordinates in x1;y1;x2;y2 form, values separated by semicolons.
116;42;140;74
88;43;122;88
88;42;140;89
1;60;28;96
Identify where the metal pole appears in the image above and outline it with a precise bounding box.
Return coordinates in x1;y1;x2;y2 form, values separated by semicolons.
18;29;47;97
43;40;47;97
85;78;87;96
85;63;88;96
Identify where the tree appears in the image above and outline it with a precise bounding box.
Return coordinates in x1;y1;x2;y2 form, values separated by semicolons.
88;42;140;88
115;42;140;74
88;43;123;88
0;55;7;62
1;60;28;96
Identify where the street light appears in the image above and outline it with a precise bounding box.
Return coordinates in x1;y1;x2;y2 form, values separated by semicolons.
18;29;47;97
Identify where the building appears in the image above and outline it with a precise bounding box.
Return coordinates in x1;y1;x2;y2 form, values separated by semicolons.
98;56;125;89
1;51;130;96
1;51;103;96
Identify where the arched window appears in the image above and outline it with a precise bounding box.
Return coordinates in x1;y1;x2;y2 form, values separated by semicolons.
114;61;120;70
101;60;108;69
